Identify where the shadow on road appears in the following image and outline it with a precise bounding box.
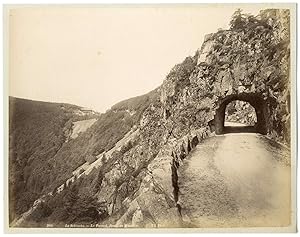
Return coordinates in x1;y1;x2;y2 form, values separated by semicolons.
223;126;256;134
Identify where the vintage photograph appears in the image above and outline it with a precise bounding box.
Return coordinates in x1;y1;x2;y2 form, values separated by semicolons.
5;3;296;232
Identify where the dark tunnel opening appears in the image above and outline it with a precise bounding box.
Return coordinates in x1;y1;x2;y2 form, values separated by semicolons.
211;93;268;135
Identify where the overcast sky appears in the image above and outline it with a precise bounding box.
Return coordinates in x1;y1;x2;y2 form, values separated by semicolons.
9;4;270;112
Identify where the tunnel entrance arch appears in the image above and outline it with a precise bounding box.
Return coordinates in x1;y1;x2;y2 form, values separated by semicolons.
213;93;267;135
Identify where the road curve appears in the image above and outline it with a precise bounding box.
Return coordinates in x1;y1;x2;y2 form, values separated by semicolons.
178;130;291;228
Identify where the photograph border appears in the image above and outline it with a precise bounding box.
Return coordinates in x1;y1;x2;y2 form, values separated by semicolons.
3;2;297;233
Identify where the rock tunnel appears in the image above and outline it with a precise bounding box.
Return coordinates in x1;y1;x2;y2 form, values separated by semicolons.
212;93;268;135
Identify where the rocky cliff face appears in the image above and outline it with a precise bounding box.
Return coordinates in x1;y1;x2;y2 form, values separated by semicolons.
13;9;291;228
161;9;290;143
102;9;290;227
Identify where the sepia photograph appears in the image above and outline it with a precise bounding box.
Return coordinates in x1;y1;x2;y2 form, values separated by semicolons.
4;3;297;233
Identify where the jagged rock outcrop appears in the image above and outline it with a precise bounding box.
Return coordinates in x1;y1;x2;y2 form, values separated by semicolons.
161;9;290;142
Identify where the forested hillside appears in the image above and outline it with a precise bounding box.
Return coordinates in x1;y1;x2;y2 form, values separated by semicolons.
9;97;98;221
9;88;159;224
